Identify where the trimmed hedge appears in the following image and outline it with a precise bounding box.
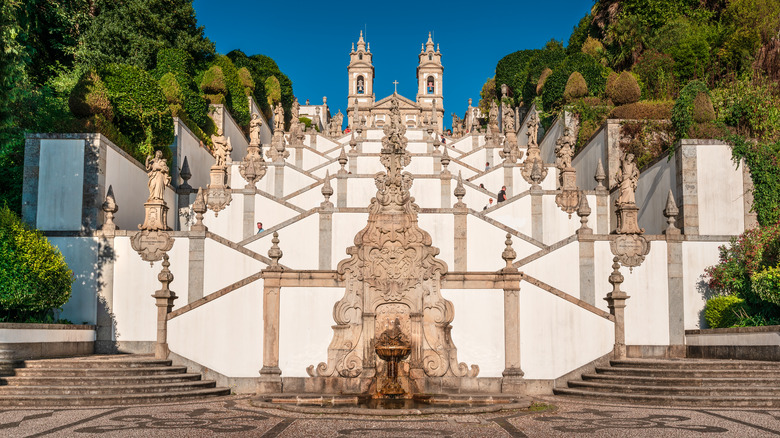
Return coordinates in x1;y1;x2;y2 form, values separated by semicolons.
609;101;673;119
238;67;255;95
153;48;212;133
693;91;715;123
69;70;114;121
671;80;712;138
495;49;540;106
564;72;588;102
0;206;72;323
99;63;174;161
521;45;567;108
200;65;227;102
159;72;184;111
541;53;608;111
211;55;250;126
536;68;552;96
607;71;641;105
265;76;281;107
704;295;747;328
228;50;295;124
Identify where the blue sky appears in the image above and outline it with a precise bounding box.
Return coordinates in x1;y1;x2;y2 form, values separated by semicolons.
192;1;594;128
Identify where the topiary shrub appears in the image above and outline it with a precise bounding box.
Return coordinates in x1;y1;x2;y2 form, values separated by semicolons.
536;68;552;96
264;75;281;107
704;295;748;328
159;72;184;117
580;36;605;59
521;44;567;107
671;80;713;139
564;72;588;102
607;71;641;105
200;65;227;104
153;49;211;134
0;206;72;323
609;101;674;119
541;53;608;112
753;265;780;306
692;91;715;123
99;63;174;161
211;55;250;126
238;67;255;95
69;70;114;122
495;49;540;106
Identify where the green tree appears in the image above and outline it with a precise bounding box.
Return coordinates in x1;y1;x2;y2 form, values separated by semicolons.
76;0;215;72
478;77;496;119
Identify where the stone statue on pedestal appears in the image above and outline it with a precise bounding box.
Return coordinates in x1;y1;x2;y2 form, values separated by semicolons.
249;113;262;146
145;151;171;202
211;128;232;168
273;102;284;132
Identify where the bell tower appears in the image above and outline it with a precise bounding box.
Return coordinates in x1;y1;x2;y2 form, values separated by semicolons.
347;31;375;125
416;32;443;129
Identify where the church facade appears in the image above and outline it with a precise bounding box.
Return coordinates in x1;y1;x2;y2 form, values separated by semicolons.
346;32;444;131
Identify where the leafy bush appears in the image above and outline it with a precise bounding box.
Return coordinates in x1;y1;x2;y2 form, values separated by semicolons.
237;67;255;95
619;120;675;169
711;75;780;143
753;265;780;306
567;14;595;55
730;136;780;226
200;65;227;103
633;49;677;100
0;206;72;322
159;72;184;117
495;49;539;105
264;76;281;107
521;43;567;108
566;97;613;150
581;37;605;60
299;116;312;130
704;295;748;328
69;70;114;121
227;50;295;122
607;71;641;105
541;53;608;111
671;80;712;139
563;72;588;102
609;101;673;119
153;48;212;133
99;63;174;161
648;17;714;84
536;68;552;96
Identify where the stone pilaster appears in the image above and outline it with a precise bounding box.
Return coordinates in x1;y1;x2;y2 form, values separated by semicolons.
578;238;596;306
605;257;629;359
503;163;514;198
500;234;524;393
666;234;684;348
453;173;468;271
440;173;451;208
348;149;358;174
259;234;283;394
676;141;699;235
472;134;479;151
294;146;303;168
243;190;255;240
319;180;334;269
337;171;348;208
188;233;205;303
530;187;543;242
274;161;284;199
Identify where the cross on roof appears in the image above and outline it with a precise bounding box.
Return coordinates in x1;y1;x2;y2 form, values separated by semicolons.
393;80;399;94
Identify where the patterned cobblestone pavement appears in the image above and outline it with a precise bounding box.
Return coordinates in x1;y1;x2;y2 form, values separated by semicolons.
1;395;779;437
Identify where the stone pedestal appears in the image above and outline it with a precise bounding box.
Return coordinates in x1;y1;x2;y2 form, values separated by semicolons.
206;166;232;216
615;203;642;234
140;200;169;231
555;167;580;218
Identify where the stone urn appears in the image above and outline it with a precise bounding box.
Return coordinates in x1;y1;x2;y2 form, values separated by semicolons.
374;318;411;398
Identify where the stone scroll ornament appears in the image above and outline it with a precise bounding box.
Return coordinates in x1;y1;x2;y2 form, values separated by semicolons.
308;97;479;380
132;151;174;264
611;151;650;270
521;109;548;184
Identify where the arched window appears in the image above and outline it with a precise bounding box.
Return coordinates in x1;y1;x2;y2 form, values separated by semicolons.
427;76;434;94
359;53;363;60
357;76;365;94
428;53;432;61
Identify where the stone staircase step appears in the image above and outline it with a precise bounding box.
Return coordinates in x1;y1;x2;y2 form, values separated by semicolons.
20;358;172;369
0;380;217;395
0;387;231;407
12;366;188;377
567;380;780;396
610;359;780;370
1;373;203;386
594;366;780;378
553;387;780;407
581;373;780;387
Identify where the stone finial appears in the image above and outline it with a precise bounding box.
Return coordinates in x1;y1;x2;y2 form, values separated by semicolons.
663;189;680;235
608;257;625;297
179;157;192;191
101;185;119;232
191;187;207;231
440;146;450;171
338;147;348;171
157;253;175;299
595;158;606;190
349;132;357;152
321;170;334;204
268;232;283;269
501;233;517;271
433;137;441;152
454;171;466;207
576;193;592;235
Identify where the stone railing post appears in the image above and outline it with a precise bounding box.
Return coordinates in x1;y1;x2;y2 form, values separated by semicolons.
319;173;334;269
664;190;684;354
577;195;596;305
258;232;283;394
605;257;629;359
500;234;524;393
273;161;284;199
594;159;609;234
187;189;207;303
453;172;468;270
153;254;177;359
530;163;544;242
503;162;514;198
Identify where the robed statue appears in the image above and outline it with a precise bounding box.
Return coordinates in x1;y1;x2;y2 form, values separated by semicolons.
145;150;171;201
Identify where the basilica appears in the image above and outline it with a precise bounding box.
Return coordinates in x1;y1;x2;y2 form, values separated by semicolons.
346;31;445;130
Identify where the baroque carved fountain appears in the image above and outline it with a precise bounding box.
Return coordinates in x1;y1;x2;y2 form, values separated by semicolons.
307;98;478;398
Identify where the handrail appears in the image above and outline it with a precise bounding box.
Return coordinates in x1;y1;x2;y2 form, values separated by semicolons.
522;273;614;322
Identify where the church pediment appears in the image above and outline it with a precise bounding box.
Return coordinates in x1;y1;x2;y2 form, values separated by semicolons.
372;94;420;110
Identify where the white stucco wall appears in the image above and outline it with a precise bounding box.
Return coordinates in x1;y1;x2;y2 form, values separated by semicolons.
572;127;606;191
49;237;100;325
37;139;84;231
696;144;744;235
174;118;213;191
443;289;505;377
682;241;726;329
636;156;676;235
